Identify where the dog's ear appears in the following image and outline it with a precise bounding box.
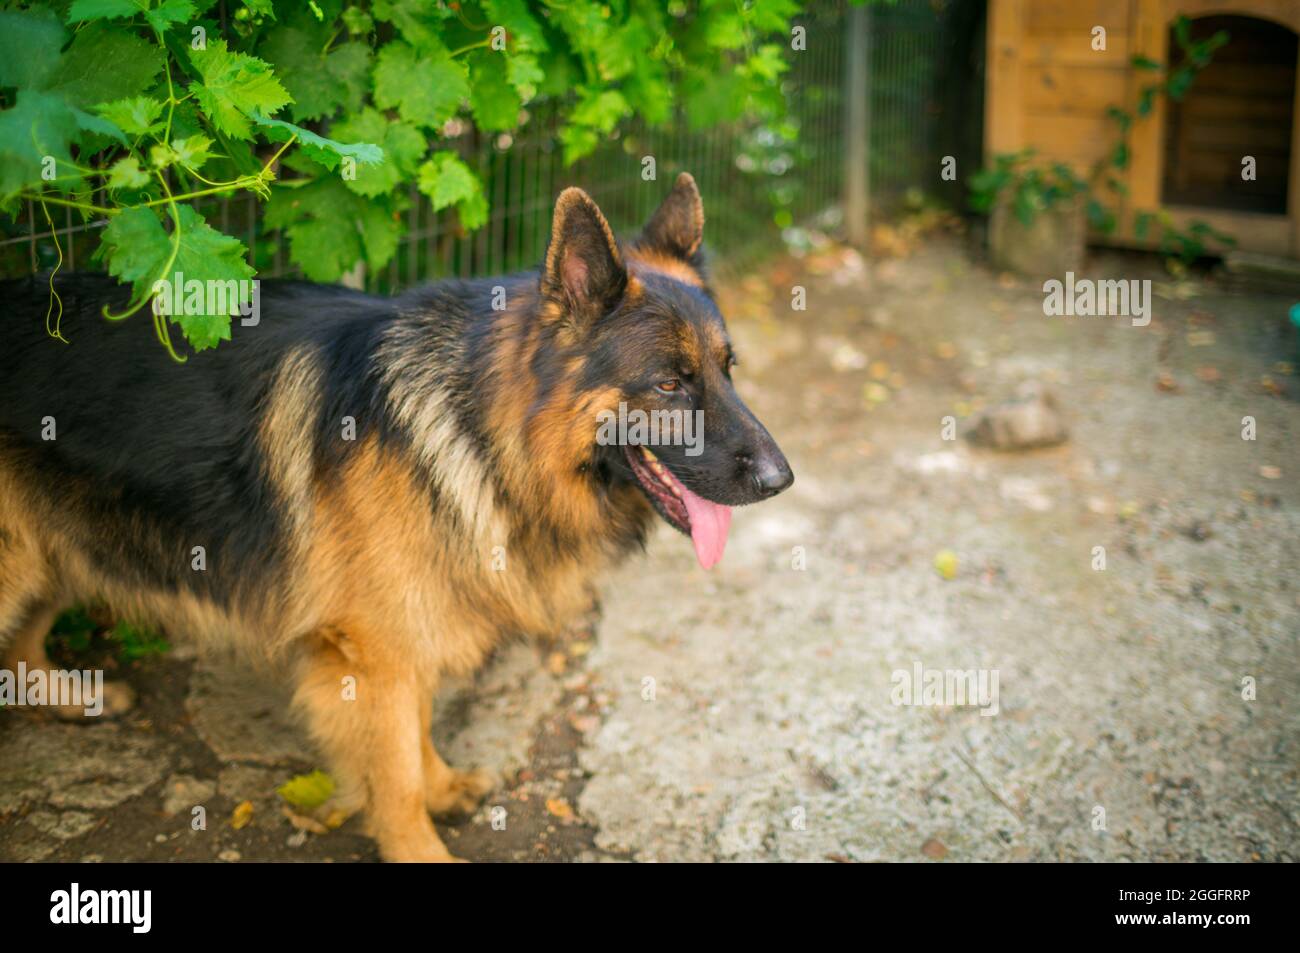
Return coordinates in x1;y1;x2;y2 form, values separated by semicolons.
541;187;626;328
639;172;704;260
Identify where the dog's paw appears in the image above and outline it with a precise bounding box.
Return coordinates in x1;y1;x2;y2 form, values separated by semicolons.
381;834;468;863
55;680;136;721
426;767;494;820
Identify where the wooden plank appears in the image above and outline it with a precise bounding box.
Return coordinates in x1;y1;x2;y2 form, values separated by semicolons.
985;0;1026;159
1023;63;1129;116
1026;0;1131;34
1127;0;1164;214
1021;30;1132;65
1022;114;1116;167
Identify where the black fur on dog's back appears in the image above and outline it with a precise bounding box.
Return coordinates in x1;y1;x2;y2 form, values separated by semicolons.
0;275;409;607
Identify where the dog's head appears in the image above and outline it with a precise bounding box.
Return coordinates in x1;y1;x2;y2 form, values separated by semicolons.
540;174;793;569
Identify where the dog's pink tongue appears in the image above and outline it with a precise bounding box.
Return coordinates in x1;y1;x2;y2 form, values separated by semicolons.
680;485;731;569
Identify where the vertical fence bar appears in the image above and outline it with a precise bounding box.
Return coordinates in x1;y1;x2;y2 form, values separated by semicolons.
844;2;870;248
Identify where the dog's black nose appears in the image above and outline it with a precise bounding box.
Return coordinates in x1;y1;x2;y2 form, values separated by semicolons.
752;455;794;498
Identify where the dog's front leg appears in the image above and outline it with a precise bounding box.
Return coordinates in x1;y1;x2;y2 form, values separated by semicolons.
294;627;460;862
419;693;494;818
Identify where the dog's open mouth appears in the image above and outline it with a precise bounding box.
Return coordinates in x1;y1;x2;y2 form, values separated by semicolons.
624;445;731;570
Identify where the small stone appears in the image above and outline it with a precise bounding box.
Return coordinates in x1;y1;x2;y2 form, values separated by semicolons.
161;774;216;817
27;810;98;841
965;382;1067;450
921;837;948;860
218;849;241;862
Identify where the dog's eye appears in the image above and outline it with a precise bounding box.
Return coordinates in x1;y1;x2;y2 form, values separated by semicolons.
656;379;681;394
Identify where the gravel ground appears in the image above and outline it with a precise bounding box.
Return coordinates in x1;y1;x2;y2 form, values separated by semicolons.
2;237;1297;862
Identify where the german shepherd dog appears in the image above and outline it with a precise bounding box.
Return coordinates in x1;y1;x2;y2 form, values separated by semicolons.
0;174;792;861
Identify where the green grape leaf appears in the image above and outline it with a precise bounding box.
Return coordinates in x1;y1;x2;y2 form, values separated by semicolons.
99;206;171;297
0;91;83;199
740;44;789;83
45;22;165;108
259;13;369;121
704;8;748;50
330;107;424;197
96;96;167;137
558;124;598;166
151;133;214;170
416;150;478;211
750;0;801;33
249;110;383;165
595;16;649;82
417;150;487;229
168;205;255;350
106;154;151;190
267;177;406;281
468;51;520;132
66;0;141;24
189;38;293;140
342;7;373;35
0;8;68;89
170;133;213;168
357;198;406;268
506;53;544;104
143;0;196;33
100;204;254;351
374;40;468;129
71;105;127;143
483;0;549;53
372;0;454;53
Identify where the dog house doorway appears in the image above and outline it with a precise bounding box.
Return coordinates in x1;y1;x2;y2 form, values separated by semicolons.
1161;14;1297;215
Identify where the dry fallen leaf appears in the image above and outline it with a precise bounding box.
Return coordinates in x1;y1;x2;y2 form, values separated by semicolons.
546;797;575;822
230;800;254;830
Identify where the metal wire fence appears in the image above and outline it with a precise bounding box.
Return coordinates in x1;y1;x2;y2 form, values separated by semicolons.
0;0;982;291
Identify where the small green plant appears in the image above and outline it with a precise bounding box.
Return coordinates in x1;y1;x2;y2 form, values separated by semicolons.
968;151;1087;226
47;605;170;664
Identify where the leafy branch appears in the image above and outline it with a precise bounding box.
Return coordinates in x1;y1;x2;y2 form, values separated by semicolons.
1;0;807;355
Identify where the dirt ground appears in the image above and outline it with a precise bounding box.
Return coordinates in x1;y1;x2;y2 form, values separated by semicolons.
2;235;1297;862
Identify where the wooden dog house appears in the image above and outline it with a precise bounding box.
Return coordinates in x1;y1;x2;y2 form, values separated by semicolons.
985;0;1300;257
